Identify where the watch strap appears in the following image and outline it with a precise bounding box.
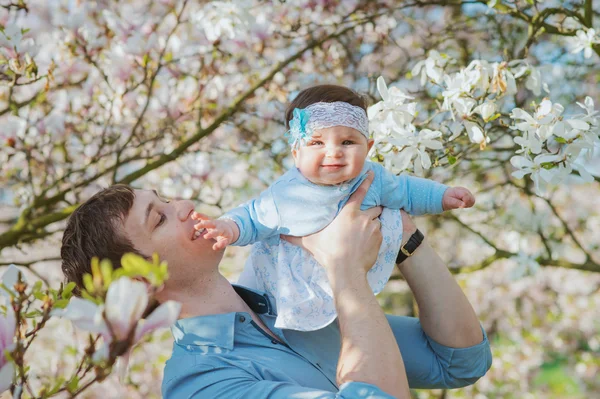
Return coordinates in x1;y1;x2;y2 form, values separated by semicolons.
395;229;424;264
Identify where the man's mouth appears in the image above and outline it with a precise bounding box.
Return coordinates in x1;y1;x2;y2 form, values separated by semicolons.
191;228;206;241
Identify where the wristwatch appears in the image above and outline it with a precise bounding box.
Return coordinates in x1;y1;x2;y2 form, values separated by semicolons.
395;229;424;264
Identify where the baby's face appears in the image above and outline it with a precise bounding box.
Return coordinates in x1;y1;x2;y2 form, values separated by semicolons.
292;126;373;185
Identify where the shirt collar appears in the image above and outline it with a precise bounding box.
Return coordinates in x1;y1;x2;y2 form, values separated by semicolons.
171;285;277;350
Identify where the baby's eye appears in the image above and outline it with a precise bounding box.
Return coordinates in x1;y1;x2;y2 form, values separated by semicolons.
342;140;355;145
309;140;323;146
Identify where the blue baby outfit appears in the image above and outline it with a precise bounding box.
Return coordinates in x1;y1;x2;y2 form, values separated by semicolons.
224;161;448;330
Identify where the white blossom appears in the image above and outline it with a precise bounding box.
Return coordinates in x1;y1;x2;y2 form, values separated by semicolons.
510;253;541;280
193;1;252;42
569;28;600;59
510;153;562;194
411;50;449;85
474;102;497;122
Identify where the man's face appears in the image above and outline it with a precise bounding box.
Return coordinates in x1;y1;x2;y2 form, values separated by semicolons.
123;189;224;286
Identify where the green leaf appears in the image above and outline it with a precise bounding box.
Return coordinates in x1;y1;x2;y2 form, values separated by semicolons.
533;360;581;395
100;259;113;290
67;375;79;394
62;282;76;299
487;113;501;122
24;310;43;318
121;253;151;276
47;377;66;395
33;291;45;300
83;274;95;294
33;280;43;292
448;155;457;165
54;299;70;309
554;137;567;144
541;162;557;170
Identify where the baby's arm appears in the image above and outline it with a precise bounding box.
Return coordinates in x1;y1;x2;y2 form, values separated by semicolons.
193;186;281;249
375;163;474;215
192;213;240;251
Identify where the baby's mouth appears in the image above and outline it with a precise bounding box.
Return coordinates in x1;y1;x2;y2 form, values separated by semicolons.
192;228;206;241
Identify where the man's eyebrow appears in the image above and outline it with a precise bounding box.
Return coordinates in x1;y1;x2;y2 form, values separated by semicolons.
144;190;160;228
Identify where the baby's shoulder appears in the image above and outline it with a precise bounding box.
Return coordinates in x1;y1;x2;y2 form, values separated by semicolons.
364;160;390;179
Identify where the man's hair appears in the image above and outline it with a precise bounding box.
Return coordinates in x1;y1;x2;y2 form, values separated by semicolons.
284;84;367;128
61;184;142;296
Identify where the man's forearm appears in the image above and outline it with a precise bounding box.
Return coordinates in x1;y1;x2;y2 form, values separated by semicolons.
397;237;483;348
330;271;410;399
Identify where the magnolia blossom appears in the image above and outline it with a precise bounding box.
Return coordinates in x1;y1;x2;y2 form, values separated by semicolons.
411;50;449;85
0;23;36;59
441;71;473;119
0;296;16;393
474;102;497;122
569;28;599;59
193;1;252;42
511;153;563;194
368;76;416;133
58;277;181;378
0;265;20;394
0;265;22;298
383;128;444;175
511;99;564;142
509;60;544;96
463;121;488;148
510;253;541;280
490;62;517;95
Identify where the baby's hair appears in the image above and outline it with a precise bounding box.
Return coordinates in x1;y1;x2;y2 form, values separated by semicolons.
285;85;367;129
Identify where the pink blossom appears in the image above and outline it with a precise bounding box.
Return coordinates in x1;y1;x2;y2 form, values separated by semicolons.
0;297;16;393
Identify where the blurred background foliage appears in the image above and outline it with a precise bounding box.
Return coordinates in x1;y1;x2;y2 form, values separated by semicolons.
0;0;599;397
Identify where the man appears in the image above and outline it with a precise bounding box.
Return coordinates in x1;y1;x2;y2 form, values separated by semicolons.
61;173;492;398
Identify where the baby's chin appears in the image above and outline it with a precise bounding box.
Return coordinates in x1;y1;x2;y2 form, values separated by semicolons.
306;171;363;186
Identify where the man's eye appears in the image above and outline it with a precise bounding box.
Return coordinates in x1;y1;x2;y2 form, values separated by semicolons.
157;213;166;227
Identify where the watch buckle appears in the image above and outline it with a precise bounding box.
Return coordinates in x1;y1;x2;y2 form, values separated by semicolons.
401;246;414;257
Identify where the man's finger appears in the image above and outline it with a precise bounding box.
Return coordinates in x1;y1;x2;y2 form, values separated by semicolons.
363;206;383;220
345;171;374;209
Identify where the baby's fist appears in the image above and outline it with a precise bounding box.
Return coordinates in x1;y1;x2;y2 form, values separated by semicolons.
442;187;475;211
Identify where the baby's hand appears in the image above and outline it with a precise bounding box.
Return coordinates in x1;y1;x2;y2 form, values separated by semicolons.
192;212;240;251
442;187;476;211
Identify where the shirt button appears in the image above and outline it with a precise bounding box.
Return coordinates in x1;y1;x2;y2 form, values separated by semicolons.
239;316;246;322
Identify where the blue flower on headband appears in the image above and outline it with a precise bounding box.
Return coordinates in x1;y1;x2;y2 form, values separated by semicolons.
285;108;312;147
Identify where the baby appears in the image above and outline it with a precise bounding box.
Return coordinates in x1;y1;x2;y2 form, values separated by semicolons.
194;85;475;331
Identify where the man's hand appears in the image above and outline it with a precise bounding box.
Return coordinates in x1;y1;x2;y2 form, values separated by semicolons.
192;213;240;251
282;171;382;277
442;187;476;211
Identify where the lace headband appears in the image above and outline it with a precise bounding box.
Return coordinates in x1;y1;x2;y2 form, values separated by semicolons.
285;101;369;149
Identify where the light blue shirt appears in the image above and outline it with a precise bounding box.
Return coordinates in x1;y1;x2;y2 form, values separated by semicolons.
162;285;493;398
225;161;448;246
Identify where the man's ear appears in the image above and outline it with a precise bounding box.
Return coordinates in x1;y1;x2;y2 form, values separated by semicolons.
367;139;375;152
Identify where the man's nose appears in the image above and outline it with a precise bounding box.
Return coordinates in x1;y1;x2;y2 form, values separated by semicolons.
175;200;195;221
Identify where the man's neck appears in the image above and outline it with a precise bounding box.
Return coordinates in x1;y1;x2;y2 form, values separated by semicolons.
160;272;250;319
